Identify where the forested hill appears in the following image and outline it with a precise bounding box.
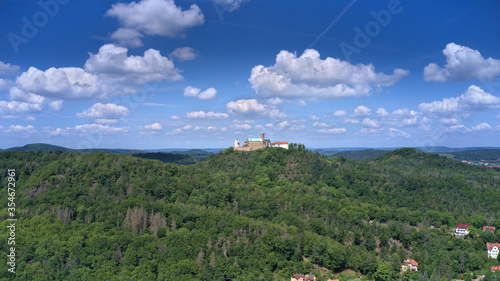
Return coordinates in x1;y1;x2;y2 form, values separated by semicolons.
450;149;500;161
324;149;390;161
0;148;499;280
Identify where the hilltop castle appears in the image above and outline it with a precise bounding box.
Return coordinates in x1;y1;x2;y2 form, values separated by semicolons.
234;133;289;151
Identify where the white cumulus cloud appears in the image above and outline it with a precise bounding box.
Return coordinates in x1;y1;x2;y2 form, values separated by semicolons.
419;85;500;117
226;99;286;119
472;122;491;131
313;122;329;127
143;122;163;130
376;108;419;127
183;86;217;100
77;103;130;119
424;43;500;82
440;118;459;125
0;101;43;115
199;88;217;100
352;105;371;117
0;61;20;74
170;47;198;61
75;124;129;134
316;128;346;134
232;123;252;130
110;28;144;47
48;100;63;111
359;128;384;135
106;0;204;45
14;67;100;100
186;111;228;119
84;44;182;82
0;79;13;91
249;49;408;100
12;44;181;102
342;118;360;124
95;119;119;124
444;124;471;133
362;118;379;128
4;124;36;134
388;128;410;138
333;110;348;117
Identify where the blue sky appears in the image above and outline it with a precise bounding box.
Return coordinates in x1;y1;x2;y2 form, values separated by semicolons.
1;0;500;149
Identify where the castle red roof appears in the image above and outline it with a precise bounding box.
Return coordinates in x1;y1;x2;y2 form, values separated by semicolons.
456;224;469;229
274;141;288;144
403;259;418;266
487;243;500;250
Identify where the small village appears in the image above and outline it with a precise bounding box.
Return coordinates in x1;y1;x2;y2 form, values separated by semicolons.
461;160;500;168
291;224;499;281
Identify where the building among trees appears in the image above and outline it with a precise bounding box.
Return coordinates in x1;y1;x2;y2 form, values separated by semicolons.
401;259;419;272
487;243;500;259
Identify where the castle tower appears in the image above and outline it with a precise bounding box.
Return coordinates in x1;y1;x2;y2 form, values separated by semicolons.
234;139;240;147
260;133;265;141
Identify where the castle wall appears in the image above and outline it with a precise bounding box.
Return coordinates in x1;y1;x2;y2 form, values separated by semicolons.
248;141;264;150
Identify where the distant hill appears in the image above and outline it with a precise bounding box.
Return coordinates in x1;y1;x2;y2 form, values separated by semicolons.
313;146;500;154
168;149;215;158
143;148;223;154
78;148;143;154
5;143;143;154
2;143;214;165
416;146;500;153
5;143;74;152
327;149;390;161
3;143;215;155
448;149;500;161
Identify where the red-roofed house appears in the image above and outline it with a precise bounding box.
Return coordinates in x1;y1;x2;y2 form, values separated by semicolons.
291;274;316;281
487;243;500;259
483;226;496;233
272;141;289;149
491;266;500;272
327;279;340;281
402;259;418;272
456;224;469;235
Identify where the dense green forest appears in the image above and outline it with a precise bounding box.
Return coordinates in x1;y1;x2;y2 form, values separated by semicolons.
323;149;390;161
1;147;500;280
131;152;208;165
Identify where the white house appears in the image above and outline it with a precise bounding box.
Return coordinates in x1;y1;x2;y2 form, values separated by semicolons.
272;141;289;149
455;224;469;235
487;243;500;259
401;259;418;272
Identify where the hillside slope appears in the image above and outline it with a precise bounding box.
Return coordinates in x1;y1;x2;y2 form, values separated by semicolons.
0;148;499;280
